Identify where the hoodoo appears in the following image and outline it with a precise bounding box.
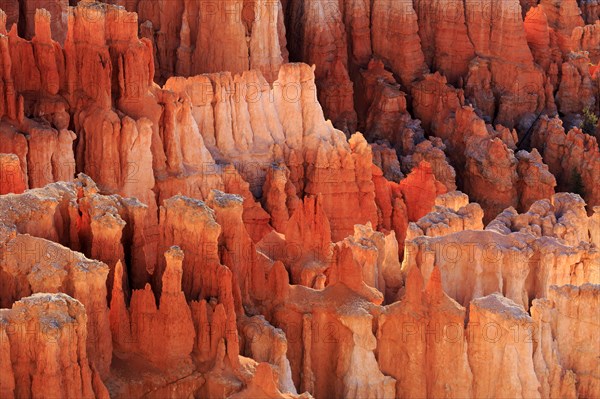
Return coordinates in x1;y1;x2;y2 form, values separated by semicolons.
0;1;598;398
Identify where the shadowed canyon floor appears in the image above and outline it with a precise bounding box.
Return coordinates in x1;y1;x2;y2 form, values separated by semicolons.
0;0;599;398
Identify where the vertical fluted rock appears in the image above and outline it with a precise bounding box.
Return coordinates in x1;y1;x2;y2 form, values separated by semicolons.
135;0;286;82
403;229;533;309
531;116;600;208
0;1;18;33
19;1;69;44
399;161;447;222
377;267;473;398
284;0;357;133
413;0;475;85
239;315;297;394
464;0;546;128
531;284;600;398
111;247;195;369
345;223;402;302
515;149;557;211
413;76;554;220
0;293;109;399
262;163;298;233
467;293;541;399
572;20;600;63
156;195;222;301
363;64;425;150
540;0;585;52
0;224;112;378
284;194;332;285
340;0;372;67
578;0;600;24
524;6;554;71
249;0;285;83
193;0;248;76
556;51;597;114
222;164;274;243
207;189;263;309
164;64;375;241
404;190;599;313
401;138;458;192
0;153;25;194
371;0;428;89
339;311;396;398
26;126;76;188
329;240;384;304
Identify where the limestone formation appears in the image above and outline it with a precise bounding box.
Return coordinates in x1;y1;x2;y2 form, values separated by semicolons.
532;116;600;208
0;293;109;399
1;1;599;398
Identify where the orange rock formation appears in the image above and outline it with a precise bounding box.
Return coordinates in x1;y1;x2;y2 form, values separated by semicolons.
0;1;599;398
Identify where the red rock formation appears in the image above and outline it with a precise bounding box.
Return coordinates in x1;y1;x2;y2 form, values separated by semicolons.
0;293;109;399
262;163;300;233
132;0;286;83
525;6;556;72
467;293;541;398
516;149;557;211
371;143;403;182
371;0;428;89
405;192;599;310
579;0;600;24
284;0;357;133
572;20;600;62
164;65;378;241
0;153;25;194
281;195;333;285
19;1;69;44
413;75;556;221
154;195;223;301
532;284;600;398
464;0;547;128
229;362;308;399
556;51;597;114
413;0;475;85
239;315;297;394
0;2;18;33
222;164;273;243
111;247;195;367
378;268;473;398
2;1;600;397
0;226;113;378
399;161;447;222
406;191;484;240
540;0;585;52
531;116;600;208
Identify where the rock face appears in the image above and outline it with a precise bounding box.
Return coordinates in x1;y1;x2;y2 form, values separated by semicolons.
540;0;585;52
532;284;600;398
412;74;556;222
0;153;25;194
1;1;600;398
413;0;475;85
532;116;600;208
377;268;473;398
404;192;599;309
371;0;428;89
0;293;109;399
467;293;541;399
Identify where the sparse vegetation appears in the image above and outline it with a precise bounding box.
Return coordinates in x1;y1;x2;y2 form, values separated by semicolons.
571;169;586;198
579;107;599;136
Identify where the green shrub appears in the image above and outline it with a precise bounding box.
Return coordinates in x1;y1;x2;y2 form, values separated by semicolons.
571;170;586;198
580;107;599;135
